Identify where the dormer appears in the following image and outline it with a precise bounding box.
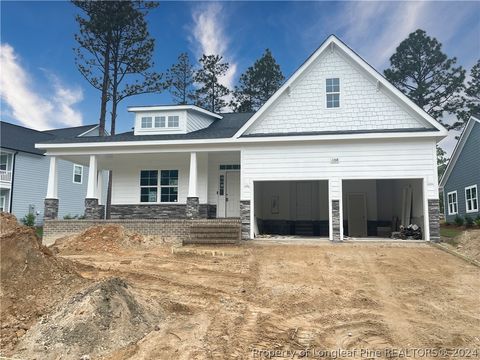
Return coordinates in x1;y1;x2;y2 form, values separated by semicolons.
128;105;222;136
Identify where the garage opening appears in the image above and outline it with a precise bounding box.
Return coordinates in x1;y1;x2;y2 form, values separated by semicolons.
253;180;329;238
342;179;425;240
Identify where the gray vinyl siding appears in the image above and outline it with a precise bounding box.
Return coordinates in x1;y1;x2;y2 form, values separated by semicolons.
443;122;480;222
10;152;96;224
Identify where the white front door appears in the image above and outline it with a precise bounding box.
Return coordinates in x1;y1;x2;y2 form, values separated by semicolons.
348;193;367;237
217;171;240;217
296;182;313;220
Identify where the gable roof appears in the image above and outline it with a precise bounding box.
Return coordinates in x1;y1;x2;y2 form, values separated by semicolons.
0;122;98;155
233;34;448;138
439;115;480;188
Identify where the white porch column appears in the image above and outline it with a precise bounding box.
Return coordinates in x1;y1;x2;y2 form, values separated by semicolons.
96;170;104;205
86;155;98;199
188;152;197;197
46;156;58;198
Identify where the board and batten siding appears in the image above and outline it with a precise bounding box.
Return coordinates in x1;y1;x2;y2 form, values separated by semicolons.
240;138;439;201
443;121;480;222
11;153;90;223
245;49;431;135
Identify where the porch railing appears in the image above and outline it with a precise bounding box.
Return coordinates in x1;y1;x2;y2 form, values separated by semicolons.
0;170;12;182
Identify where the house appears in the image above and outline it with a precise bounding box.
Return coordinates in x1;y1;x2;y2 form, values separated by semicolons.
36;35;448;241
0;121;105;224
439;115;480;223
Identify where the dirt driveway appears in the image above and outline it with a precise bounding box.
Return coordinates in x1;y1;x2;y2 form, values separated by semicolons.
55;241;480;359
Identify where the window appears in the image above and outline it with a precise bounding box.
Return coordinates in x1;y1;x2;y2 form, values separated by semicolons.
140;170;158;202
168;116;179;128
219;164;240;170
326;78;340;108
141;117;153;128
73;164;83;184
155;116;166;128
0;154;8;171
160;170;178;202
465;185;478;213
447;191;458;215
219;175;225;196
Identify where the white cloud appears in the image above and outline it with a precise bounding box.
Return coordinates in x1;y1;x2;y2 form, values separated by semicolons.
0;43;83;130
189;2;237;92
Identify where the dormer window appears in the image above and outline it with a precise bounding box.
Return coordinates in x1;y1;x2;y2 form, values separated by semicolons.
326;78;340;108
155;116;166;128
141;117;153;128
168;116;179;128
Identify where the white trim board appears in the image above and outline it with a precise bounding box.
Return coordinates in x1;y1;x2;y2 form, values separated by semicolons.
233;35;448;138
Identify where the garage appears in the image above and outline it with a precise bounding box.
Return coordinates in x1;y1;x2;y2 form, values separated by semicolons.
342;179;425;239
253;180;329;237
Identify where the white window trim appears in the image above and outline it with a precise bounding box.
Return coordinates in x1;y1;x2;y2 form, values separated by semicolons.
139;169;179;204
73;164;83;184
325;77;340;109
447;190;458;215
167;115;179;128
465;185;478;213
141;116;153;128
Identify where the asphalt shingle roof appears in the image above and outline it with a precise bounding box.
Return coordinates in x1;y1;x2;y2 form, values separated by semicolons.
41;112;255;144
0;122;98;155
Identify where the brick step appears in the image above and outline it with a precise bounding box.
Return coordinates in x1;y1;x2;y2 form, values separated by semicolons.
191;233;239;239
190;227;240;234
183;238;238;245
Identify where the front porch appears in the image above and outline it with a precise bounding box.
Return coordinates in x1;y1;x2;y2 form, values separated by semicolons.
43;150;245;229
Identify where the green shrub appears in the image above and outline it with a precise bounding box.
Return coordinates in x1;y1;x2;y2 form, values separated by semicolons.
454;215;464;226
63;213;74;220
475;215;480;227
464;215;474;227
21;213;36;227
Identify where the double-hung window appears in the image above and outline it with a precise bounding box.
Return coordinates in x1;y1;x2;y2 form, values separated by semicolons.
447;191;458;215
73;164;83;184
141;117;153;128
0;154;8;171
140;170;178;203
326;78;340;108
160;170;178;202
140;170;158;202
465;185;478;213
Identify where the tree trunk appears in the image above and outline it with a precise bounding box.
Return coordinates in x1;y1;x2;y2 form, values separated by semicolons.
98;37;111;137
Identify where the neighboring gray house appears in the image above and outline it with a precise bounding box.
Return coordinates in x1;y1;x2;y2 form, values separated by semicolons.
440;115;480;222
0;121;104;224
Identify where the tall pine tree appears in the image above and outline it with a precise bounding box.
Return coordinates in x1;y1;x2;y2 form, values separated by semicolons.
384;29;465;123
195;55;230;113
453;59;480;130
165;52;197;105
231;49;284;112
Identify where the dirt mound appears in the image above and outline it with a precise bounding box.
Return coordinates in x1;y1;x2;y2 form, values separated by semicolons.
0;218;88;353
16;277;163;360
0;212;21;235
52;224;145;254
454;229;480;263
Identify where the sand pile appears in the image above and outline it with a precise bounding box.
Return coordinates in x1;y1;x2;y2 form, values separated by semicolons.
52;224;146;255
0;214;88;353
454;229;480;263
16;277;163;360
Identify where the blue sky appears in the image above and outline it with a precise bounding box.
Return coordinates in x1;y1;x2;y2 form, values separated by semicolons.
1;1;479;152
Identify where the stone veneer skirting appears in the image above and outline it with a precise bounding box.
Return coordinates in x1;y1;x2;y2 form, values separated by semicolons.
42;218;241;247
240;200;251;240
331;200;341;241
186;197;200;219
44;198;59;220
84;198;105;220
110;204;217;219
428;199;440;242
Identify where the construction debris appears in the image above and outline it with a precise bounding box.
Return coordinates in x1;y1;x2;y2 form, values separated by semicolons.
392;224;422;240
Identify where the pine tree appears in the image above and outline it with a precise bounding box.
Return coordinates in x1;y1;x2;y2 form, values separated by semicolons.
231;49;284;112
453;59;480;130
165;52;197;105
384;29;465;122
195;55;230;112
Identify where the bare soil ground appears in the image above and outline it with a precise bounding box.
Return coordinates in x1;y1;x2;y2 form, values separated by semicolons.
441;229;480;263
2;221;479;359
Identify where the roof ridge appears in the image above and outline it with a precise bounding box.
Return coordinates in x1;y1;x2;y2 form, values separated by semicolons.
0;121;55;137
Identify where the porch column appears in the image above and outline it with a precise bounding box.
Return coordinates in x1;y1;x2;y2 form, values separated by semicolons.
96;170;104;205
329;178;343;242
44;156;58;220
186;152;200;218
85;155;102;219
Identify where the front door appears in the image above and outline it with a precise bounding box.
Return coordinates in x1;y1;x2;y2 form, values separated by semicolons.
348;193;367;237
217;171;240;217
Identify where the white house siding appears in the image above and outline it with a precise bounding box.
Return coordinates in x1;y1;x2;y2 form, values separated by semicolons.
240;138;438;202
11;153;90;223
186;111;215;133
245;50;431;135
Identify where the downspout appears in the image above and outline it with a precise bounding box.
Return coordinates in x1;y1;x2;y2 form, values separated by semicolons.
9;152;17;213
